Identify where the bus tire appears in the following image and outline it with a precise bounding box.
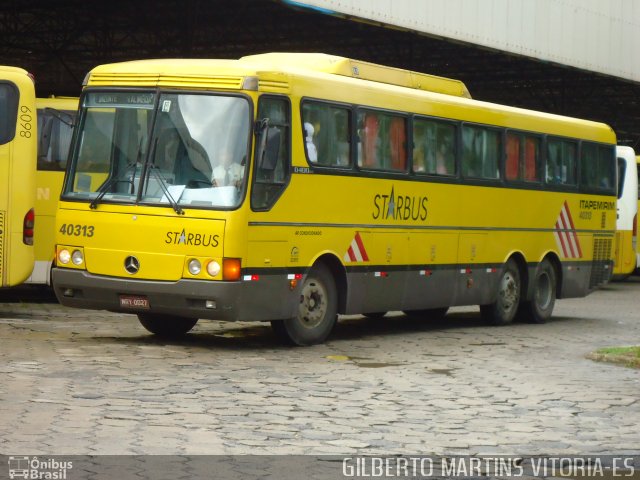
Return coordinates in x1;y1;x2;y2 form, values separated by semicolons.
271;263;337;346
137;313;198;337
403;307;449;320
480;259;521;326
519;259;556;324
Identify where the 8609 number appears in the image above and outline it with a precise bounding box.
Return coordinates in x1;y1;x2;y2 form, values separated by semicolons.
59;223;95;237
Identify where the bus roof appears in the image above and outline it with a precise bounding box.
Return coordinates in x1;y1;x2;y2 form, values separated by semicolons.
86;54;471;99
85;54;615;144
36;96;79;110
0;65;29;75
241;53;472;99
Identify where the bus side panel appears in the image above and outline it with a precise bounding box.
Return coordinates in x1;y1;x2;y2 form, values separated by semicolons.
0;73;36;287
400;232;458;310
558;234;613;298
613;230;635;277
612;148;638;278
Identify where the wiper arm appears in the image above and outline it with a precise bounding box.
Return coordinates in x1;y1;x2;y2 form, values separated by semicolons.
89;162;138;210
44;107;74;127
147;165;184;215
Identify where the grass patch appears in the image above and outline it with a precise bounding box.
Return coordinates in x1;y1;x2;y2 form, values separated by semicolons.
587;346;640;369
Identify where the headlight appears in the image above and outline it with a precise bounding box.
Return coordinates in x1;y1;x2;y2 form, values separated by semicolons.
71;250;84;266
58;249;71;264
188;258;201;275
206;260;221;277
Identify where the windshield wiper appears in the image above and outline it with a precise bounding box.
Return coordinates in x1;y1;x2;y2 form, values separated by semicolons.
143;137;184;215
147;164;184;215
89;162;138;210
44;107;75;127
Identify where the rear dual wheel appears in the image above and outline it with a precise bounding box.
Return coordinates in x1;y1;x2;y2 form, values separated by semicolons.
519;259;556;324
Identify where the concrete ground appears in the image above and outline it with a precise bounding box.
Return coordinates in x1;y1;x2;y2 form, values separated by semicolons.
0;278;638;456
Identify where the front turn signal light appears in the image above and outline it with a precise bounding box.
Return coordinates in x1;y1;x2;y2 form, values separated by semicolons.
222;258;241;281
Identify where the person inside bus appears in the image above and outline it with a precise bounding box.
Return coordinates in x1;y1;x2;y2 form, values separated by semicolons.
304;122;318;163
435;139;453;175
212;148;243;188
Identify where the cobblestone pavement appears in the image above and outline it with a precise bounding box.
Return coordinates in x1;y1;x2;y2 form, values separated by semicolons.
0;279;638;456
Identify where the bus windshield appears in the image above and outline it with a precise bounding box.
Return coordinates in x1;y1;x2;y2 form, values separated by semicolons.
63;91;251;209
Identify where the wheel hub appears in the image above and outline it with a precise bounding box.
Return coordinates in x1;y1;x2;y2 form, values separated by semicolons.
299;281;327;328
500;272;518;312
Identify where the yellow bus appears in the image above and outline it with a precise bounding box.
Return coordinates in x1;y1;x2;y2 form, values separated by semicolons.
52;54;617;345
612;146;638;279
25;96;78;285
636;155;640;274
0;66;37;287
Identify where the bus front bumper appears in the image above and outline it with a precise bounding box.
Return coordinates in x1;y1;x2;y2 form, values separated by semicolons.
51;267;298;322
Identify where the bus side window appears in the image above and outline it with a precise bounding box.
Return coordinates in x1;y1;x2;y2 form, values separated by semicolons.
252;96;290;210
581;143;615;192
357;110;407;172
506;132;540;183
301;101;351;167
547;138;577;186
414;117;456;176
462;124;500;179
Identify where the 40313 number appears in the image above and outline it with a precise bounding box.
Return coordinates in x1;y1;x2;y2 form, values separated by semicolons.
59;223;95;237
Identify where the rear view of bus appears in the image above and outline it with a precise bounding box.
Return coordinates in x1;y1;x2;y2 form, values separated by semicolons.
0;66;37;287
613;146;638;279
26;96;78;285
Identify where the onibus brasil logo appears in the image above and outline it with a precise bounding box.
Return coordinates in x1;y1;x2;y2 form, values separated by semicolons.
8;457;73;479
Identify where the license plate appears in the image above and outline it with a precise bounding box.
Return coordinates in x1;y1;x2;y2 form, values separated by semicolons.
119;295;150;309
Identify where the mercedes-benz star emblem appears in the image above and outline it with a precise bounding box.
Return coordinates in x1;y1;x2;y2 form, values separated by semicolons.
124;256;140;274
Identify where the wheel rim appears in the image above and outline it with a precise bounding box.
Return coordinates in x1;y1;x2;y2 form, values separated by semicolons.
499;271;519;314
535;271;552;310
298;278;328;329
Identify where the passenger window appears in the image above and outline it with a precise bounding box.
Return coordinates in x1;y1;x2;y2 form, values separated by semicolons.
462;125;501;179
546;138;577;185
413;118;456;176
357;110;407;172
252;96;290;210
580;143;615;192
301;101;351;167
505;132;540;182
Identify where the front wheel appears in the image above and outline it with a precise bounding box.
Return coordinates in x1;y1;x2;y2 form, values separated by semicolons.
519;259;556;324
137;313;198;338
271;263;337;346
480;259;521;326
